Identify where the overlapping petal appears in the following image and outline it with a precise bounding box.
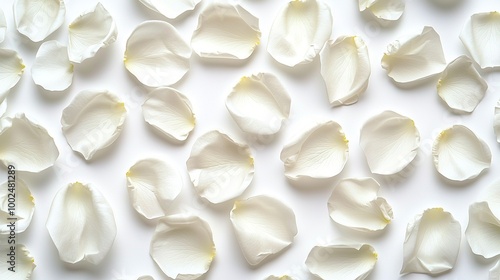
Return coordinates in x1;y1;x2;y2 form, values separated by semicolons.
460;12;500;69
0;179;34;234
138;0;201;19
466;202;500;259
14;0;65;42
32;40;73;91
495;99;500;143
0;244;35;279
0;9;6;43
0;49;24;100
358;0;405;21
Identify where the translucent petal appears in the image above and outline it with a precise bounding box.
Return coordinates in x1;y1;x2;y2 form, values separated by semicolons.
61;89;127;160
495;99;500;143
138;0;201;19
0;244;35;279
0;49;24;100
490;260;500;279
460;12;500;69
359;0;405;21
226;73;291;135
466;202;500;259
360;111;420;175
191;2;260;60
124;20;191;87
267;0;332;67
432;125;491;181
46;182;117;264
150;213;215;280
0;179;34;234
13;0;65;42
32;40;73;91
186;131;254;204
230;195;298;266
0;9;6;43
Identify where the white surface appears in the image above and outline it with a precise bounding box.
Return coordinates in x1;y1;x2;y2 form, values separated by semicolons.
1;0;499;279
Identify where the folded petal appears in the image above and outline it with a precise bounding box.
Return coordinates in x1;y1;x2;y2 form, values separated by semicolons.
32;40;74;91
490;260;500;279
359;0;405;21
460;12;500;69
466;202;500;258
401;208;461;275
14;0;65;42
360;111;420;175
186;131;254;204
432;125;491;181
0;179;34;234
124;20;191;87
0;49;24;100
46;182;117;264
142;87;195;142
191;2;260;60
230;195;298;266
0;244;35;279
320;36;370;106
150;213;215;280
495;99;500;143
0;9;6;43
268;0;332;67
226;73;291;135
138;0;201;19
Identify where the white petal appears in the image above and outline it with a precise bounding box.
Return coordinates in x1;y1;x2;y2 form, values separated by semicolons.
0;244;35;279
124;20;191;87
359;111;420;175
0;113;59;172
466;202;500;259
138;0;201;19
0;179;34;234
381;26;446;84
226;73;291;135
46;182;117;264
432;125;491;181
401;208;461;274
265;276;294;280
126;158;182;219
359;0;405;21
320;36;371;106
13;0;65;42
437;55;487;113
267;0;332;67
490;260;500;279
230;195;298;266
142;87;195;142
460;12;500;69
186;131;254;204
0;99;6;118
482;180;500;219
191;2;260;60
138;276;154;280
495;99;500;143
68;3;117;63
0;9;6;43
150;213;215;279
305;243;377;280
0;49;24;100
32;40;74;91
328;177;393;232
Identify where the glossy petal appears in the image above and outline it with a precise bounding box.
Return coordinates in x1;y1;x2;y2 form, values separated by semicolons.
490;260;500;279
0;49;24;100
466;202;500;259
0;179;34;234
460;12;500;69
495;99;500;143
14;0;65;42
32;40;73;91
359;0;405;21
138;0;201;19
0;244;35;279
0;9;6;43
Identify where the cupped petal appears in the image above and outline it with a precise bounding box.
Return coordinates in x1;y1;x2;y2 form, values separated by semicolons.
142;87;195;142
230;195;298;266
328;177;393;232
186;131;254;204
432;125;491;181
495;99;500;143
460;12;500;69
490;260;500;279
13;0;65;42
437;55;487;113
150;213;215;280
32;40;73;91
360;111;420;175
359;0;405;21
401;208;461;275
466;202;500;258
68;2;117;63
191;2;260;60
0;9;6;43
124;20;191;87
226;73;291;135
126;158;182;219
0;179;34;234
0;244;35;279
138;0;201;19
268;0;332;67
0;49;24;100
381;26;446;84
320;35;370;106
46;182;117;264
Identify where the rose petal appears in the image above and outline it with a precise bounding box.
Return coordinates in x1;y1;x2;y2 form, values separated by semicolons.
0;244;35;279
0;49;24;101
32;40;74;91
0;9;6;43
138;0;201;19
0;179;34;234
495;99;500;143
466;202;500;259
358;0;405;21
14;0;65;42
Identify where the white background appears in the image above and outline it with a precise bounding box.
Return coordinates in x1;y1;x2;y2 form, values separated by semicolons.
1;0;500;279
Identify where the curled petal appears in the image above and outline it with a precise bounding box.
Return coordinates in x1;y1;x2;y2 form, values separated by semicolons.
186;131;254;204
46;182;117;264
61;89;127;160
495;99;500;143
226;73;291;136
460;12;500;69
14;0;65;42
432;125;491;181
230;195;298;266
0;9;5;43
358;0;405;21
268;0;332;67
138;0;201;19
0;244;35;279
490;260;500;279
0;179;34;234
32;40;74;91
466;202;500;259
0;49;24;100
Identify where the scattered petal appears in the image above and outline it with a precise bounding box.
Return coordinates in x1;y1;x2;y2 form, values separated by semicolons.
490;260;500;279
230;195;298;266
32;40;74;91
0;179;34;234
0;9;6;43
466;202;500;258
460;12;500;69
495;99;500;143
0;244;35;279
138;0;201;19
13;0;65;42
0;49;24;100
358;0;405;21
265;276;294;280
482;180;500;219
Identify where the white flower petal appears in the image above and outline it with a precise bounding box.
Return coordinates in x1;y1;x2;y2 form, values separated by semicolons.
191;2;260;60
138;276;154;280
381;26;446;84
460;12;500;69
0;113;59;172
46;182;117;264
32;40;74;91
320;36;371;106
360;111;420;175
230;195;298;266
401;208;461;275
124;20;191;87
0;179;34;234
328;178;393;232
126;158;182;219
0;49;24;100
150;213;215;280
437;55;487;113
359;0;405;21
138;0;201;19
0;99;6;118
0;244;35;279
432;125;491;181
305;243;377;280
490;260;500;279
61;89;126;160
226;73;291;136
466;202;500;259
186;131;254;204
482;180;500;219
0;9;6;43
495;99;500;143
142;87;195;142
13;0;65;42
267;0;332;67
68;2;117;63
265;276;294;280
